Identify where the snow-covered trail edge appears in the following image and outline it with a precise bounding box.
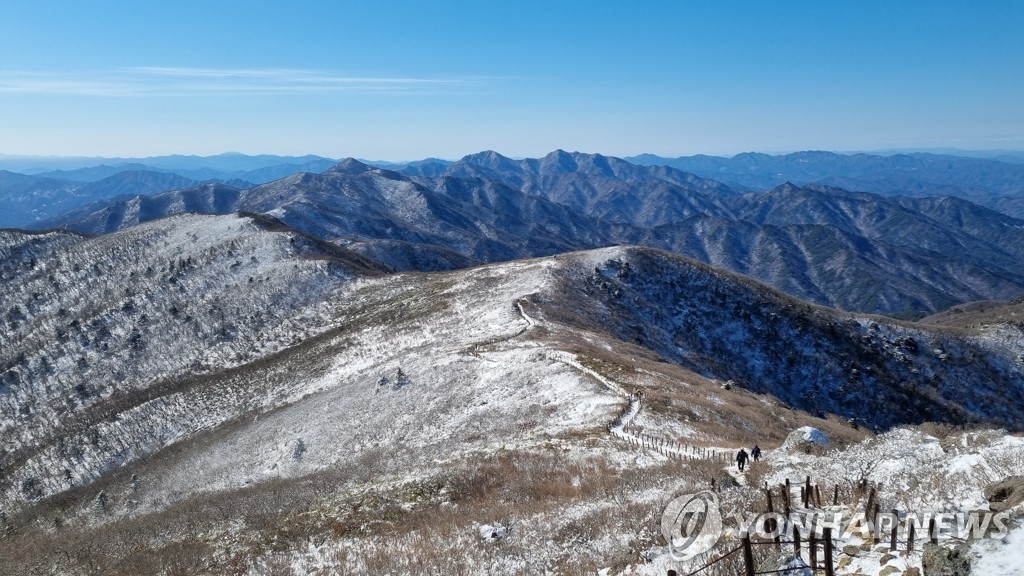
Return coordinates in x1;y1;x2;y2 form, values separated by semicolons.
515;298;733;463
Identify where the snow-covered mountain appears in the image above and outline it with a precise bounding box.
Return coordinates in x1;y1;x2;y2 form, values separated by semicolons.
35;160;623;272
1;216;1022;574
434;149;738;226
1;214;385;509
33;154;1024;315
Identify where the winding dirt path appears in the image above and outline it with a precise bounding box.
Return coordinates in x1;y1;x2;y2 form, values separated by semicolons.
513;298;733;463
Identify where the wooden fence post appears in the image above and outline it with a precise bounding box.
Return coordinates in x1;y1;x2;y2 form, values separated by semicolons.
929;517;938;545
805;476;813;508
809;531;818;570
742;535;755;576
871;502;881;544
815;485;823;508
781;483;791;515
823;527;835;576
793;525;802;556
764;487;780;548
867;503;876;545
890;509;899;552
906;519;916;556
833;484;840;506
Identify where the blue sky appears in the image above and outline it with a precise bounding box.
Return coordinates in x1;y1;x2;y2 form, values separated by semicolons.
1;1;1022;160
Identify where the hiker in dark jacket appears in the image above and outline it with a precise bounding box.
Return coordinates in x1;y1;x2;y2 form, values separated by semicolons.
752;445;762;462
736;448;749;471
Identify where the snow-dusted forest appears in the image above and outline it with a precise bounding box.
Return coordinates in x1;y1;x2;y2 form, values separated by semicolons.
1;216;1022;574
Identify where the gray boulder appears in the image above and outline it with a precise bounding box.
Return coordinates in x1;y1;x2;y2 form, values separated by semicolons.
922;542;971;576
983;475;1024;513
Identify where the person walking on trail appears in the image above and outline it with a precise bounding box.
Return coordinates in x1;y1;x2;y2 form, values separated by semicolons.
736;448;749;472
752;445;762;462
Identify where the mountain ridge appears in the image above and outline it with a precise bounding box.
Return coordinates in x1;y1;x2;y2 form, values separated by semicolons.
27;153;1024;314
627;150;1024;216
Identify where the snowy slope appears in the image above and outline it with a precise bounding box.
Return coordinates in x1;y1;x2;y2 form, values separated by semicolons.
2;234;1023;575
0;214;384;511
547;247;1024;430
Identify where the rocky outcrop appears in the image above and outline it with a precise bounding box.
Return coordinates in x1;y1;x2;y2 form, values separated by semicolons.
984;476;1024;513
922;542;971;576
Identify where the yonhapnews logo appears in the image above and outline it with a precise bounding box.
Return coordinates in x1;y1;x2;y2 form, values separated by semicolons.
661;491;1010;560
661;491;724;560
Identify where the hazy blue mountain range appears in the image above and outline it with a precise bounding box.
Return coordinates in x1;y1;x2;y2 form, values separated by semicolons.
0;170;79;227
30;151;1024;315
0;170;208;229
0;152;336;175
627;151;1024;217
0;153;336;189
7;149;1024;228
35;160;333;185
864;148;1024;165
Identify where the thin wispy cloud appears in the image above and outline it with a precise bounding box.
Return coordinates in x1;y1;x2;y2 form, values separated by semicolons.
0;67;487;97
0;72;139;97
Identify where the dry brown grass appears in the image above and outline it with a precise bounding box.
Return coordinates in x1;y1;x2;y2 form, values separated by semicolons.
2;364;871;574
556;338;871;454
918;300;1024;331
310;449;721;575
2;445;738;575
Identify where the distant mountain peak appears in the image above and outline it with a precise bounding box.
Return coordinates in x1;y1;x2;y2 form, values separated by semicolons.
459;150;518;169
331;158;373;174
541;149;579;172
474;150;509;160
771;181;803;194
